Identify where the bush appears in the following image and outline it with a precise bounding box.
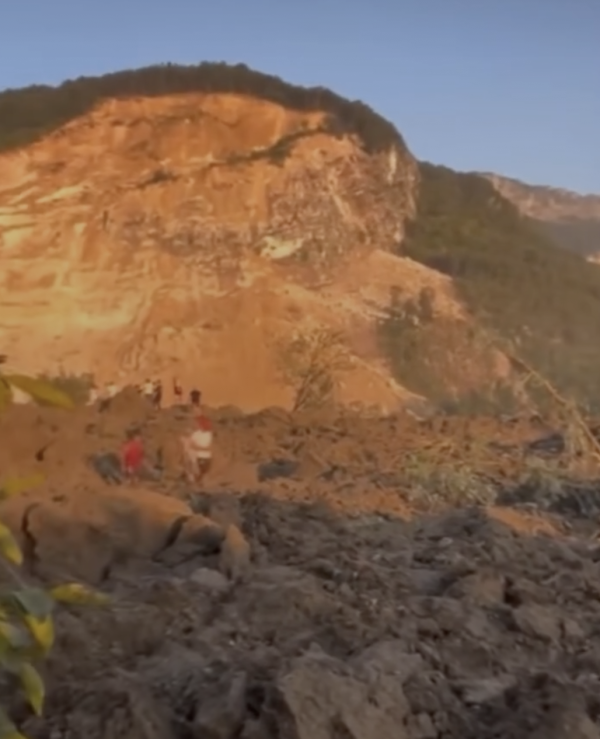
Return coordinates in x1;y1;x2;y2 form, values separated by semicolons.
277;328;351;411
0;62;406;157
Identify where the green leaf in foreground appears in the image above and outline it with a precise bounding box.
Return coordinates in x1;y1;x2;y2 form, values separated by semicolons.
0;708;26;739
0;474;45;501
12;589;54;620
2;375;74;410
0;523;22;566
0;620;31;651
23;615;54;655
19;664;44;716
49;582;110;606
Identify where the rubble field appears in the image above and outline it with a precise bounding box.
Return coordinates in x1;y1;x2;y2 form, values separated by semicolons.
2;392;600;739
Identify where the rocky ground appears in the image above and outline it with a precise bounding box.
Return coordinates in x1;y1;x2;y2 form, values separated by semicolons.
3;391;600;738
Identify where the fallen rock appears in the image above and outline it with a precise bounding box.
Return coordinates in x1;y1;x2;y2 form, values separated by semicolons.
207;492;243;528
219;524;251;582
26;671;178;739
446;569;505;606
270;648;411;739
193;671;248;739
453;675;517;705
0;485;203;581
189;567;230;595
177;515;225;554
513;604;562;643
351;640;424;684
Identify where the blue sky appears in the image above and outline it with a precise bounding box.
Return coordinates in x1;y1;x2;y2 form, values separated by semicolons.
1;0;598;193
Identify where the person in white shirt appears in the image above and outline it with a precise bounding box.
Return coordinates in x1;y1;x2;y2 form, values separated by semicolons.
142;378;154;403
181;413;213;485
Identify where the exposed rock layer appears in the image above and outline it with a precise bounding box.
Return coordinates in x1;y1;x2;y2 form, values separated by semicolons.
0;93;425;409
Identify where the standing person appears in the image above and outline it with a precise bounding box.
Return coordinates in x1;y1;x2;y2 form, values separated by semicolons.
152;379;163;410
142;378;154;403
87;384;99;405
182;412;213;485
121;428;144;483
189;388;202;408
173;377;183;404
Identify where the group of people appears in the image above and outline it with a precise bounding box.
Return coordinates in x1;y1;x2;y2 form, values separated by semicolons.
121;409;214;486
87;381;118;405
86;374;212;486
88;377;203;411
135;377;203;409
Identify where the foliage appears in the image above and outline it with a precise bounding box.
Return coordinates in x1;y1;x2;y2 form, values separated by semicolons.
400;162;600;408
277;328;352;411
0;62;405;156
1;375;75;411
36;371;95;407
376;285;522;413
538;218;600;257
400;450;496;508
0;367;106;738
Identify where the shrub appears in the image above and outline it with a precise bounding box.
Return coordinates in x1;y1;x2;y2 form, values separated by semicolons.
277;328;351;411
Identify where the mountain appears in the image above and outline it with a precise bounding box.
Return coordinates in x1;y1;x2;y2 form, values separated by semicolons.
482;172;600;257
2;63;600;411
0;63;436;412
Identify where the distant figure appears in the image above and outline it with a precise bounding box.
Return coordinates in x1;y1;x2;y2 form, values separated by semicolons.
189;388;202;408
142;378;154;403
87;385;99;405
121;429;144;483
173;377;183;404
182;413;213;485
152;379;163;410
105;381;118;399
88;452;123;485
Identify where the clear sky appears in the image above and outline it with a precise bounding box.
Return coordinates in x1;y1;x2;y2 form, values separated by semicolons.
1;0;598;193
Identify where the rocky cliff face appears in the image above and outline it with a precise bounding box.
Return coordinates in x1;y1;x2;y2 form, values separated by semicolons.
482;172;600;256
482;173;600;221
0;92;428;410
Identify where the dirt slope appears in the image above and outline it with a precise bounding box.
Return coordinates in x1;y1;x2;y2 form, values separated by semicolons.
2;398;600;738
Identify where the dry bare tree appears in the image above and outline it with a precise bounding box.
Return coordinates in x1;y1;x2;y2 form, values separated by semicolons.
277;327;352;411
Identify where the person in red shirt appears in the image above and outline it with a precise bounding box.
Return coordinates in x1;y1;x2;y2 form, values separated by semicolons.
121;428;144;482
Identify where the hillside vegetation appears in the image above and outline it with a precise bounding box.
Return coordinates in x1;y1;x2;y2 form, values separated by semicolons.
0;62;404;155
538;219;600;256
391;162;600;408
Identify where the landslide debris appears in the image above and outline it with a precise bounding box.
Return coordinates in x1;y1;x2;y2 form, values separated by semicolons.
2;400;600;738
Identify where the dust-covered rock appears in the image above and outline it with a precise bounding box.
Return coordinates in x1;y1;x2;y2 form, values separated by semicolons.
219;524;251;582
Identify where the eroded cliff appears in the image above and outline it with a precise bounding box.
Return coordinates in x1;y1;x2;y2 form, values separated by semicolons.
0;89;432;410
